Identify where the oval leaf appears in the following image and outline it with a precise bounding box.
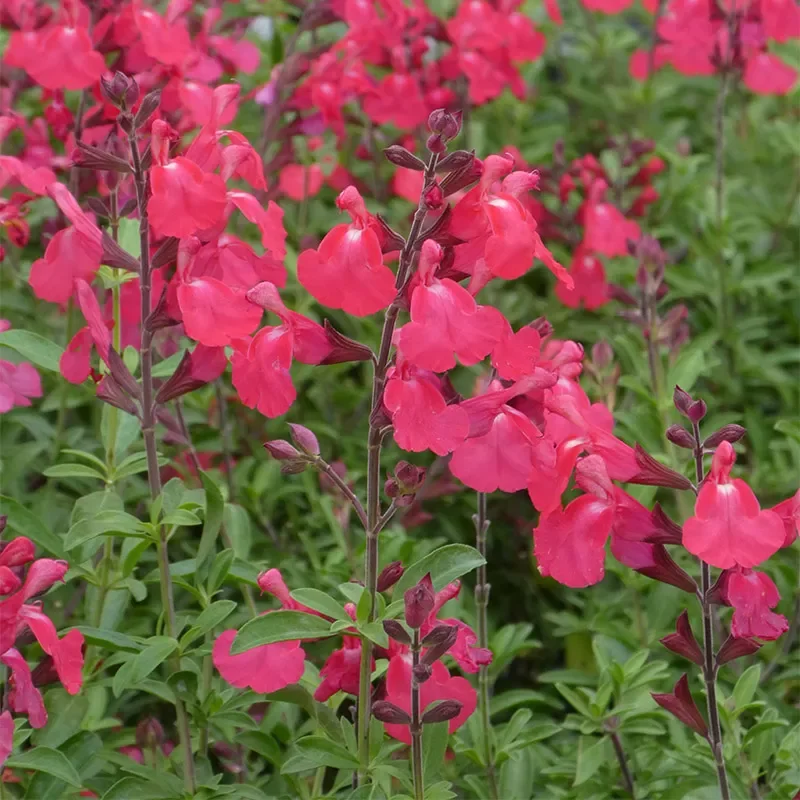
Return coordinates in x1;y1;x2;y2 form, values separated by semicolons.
232;611;335;654
395;543;485;594
5;746;82;787
0;329;63;372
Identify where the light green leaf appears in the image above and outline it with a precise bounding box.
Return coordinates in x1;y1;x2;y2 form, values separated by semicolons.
5;747;81;787
179;600;238;650
733;665;761;709
232;611;335;654
291;735;359;771
196;471;224;568
44;463;107;481
0;329;63;371
0;495;64;557
574;737;608;786
394;544;485;593
290;589;349;621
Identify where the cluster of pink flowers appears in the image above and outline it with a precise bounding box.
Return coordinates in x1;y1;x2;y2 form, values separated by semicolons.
0;532;84;767
212;565;486;743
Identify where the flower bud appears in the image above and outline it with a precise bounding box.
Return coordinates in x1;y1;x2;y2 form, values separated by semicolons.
384;145;425;171
320;320;375;365
136;717;165;750
686;399;707;424
427;109;462;140
394;462;426;494
666;424;695;449
264;440;301;461
421;624;459;666
439;156;483;196
100;72;139;110
96;376;139;417
591;340;613;370
383;619;411;645
422;699;463;724
281;461;309;475
372;701;411;725
423;182;444;210
426;133;447;154
673;385;699;419
404;573;435;629
628;444;694;491
703;424;747;449
421;623;458;649
134;90;162;129
73;142;132;173
651;674;708;739
412;663;433;683
288;423;320;456
377;562;404;593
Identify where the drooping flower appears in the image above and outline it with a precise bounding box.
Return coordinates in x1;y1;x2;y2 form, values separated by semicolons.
533;455;616;588
721;568;788;641
297;186;396;316
29;184;103;305
212;629;306;694
314;637;366;702
382;655;477;745
555;248;610;310
771;490;800;547
683;441;785;569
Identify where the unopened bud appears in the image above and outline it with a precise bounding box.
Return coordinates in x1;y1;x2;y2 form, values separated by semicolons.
716;635;761;667
427;109;462;140
404;573;435;629
383;619;411;645
412;663;433;683
134;90;162;129
421;624;459;665
673;385;693;416
281;461;309;475
384;145;425;171
96;376;139;417
100;71;139;110
372;701;411;725
264;440;301;461
288;423;320;456
135;717;165;750
393;461;426;494
591;341;613;370
423;182;444;210
320;320;375;365
687;399;707;424
377;562;405;593
422;699;463;724
703;424;746;449
666;424;695;449
426;133;447;154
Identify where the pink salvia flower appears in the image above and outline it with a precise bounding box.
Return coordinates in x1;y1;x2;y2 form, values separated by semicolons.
683;441;784;569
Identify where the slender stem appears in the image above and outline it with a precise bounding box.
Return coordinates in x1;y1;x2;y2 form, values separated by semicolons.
315;457;368;530
609;731;636;797
474;493;498;799
692;422;730;800
199;634;214;756
215;381;237;500
411;629;424;800
356;151;439;783
127;121;197;795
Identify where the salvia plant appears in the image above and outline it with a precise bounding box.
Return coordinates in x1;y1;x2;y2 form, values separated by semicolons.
0;1;797;800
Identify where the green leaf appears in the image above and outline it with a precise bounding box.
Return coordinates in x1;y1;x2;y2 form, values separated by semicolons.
44;463;107;481
574;737;608;786
291;735;360;771
422;722;449;783
5;747;82;788
64;510;147;550
73;626;144;653
113;637;178;696
359;621;388;648
0;495;64;557
556;683;594;718
26;731;102;800
179;600;238;650
112;452;152;480
161;508;202;526
196;470;224;568
232;611;335;654
0;329;63;371
733;665;761;709
208;549;235;595
290;589;349;620
117;217;141;259
394;544;485;593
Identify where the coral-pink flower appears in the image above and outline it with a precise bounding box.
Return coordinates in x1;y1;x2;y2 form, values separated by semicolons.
683;441;784;569
298;186;396;316
721;568;788;641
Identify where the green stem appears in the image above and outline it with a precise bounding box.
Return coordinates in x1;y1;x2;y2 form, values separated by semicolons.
356;151;439;783
474;493;498;800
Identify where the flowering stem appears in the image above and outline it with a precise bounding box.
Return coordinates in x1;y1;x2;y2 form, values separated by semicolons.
692;422;730;800
128;123;197;795
410;629;425;800
609;730;636;797
314;456;368;529
356;151;439;781
474;492;499;800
